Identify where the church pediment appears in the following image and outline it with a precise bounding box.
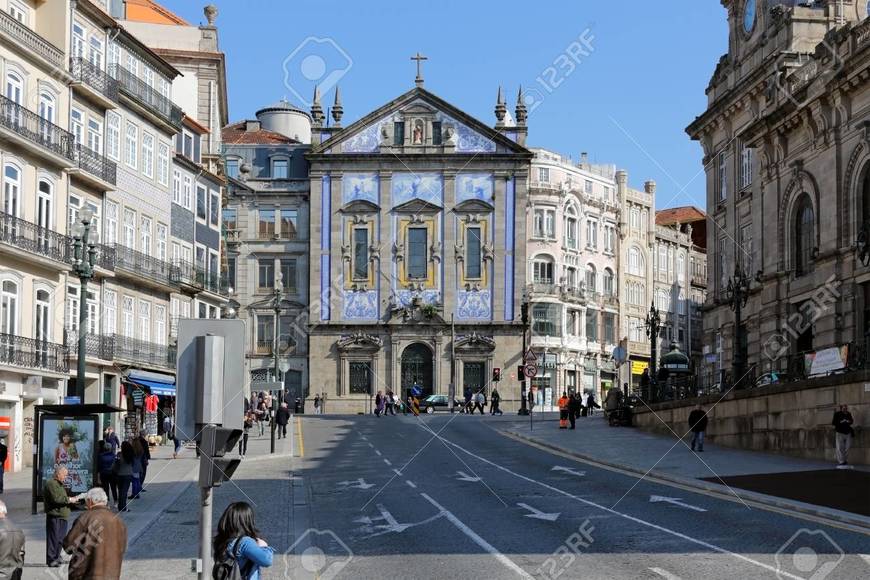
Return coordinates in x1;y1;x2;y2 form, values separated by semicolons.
310;87;531;156
336;331;383;352
393;199;442;214
341;199;380;213
455;332;496;352
454;199;494;213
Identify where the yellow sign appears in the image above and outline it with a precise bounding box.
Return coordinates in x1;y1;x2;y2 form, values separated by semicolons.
631;361;649;376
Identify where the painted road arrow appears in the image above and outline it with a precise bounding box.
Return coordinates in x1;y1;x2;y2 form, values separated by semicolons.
517;502;560;521
456;470;482;483
649;495;707;512
551;466;586;477
338;478;375;490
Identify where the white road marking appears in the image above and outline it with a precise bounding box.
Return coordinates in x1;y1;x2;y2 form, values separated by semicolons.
649;495;707;512
421;493;534;579
368;442;375;448
649;567;682;580
551;465;586;477
516;502;560;522
337;478;375;490
456;470;482;483
434;433;805;580
393;468;403;477
375;449;382;456
383;458;392;466
405;480;417;489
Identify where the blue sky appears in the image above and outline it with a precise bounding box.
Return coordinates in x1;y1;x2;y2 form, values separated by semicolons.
161;0;727;210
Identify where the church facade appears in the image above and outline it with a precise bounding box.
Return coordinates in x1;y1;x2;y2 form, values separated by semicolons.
306;77;531;413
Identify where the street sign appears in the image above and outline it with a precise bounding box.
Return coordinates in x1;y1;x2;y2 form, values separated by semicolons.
523;364;538;378
523;350;537;363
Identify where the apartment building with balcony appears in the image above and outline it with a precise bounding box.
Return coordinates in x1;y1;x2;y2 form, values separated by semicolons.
0;0;76;472
169;115;226;334
222;102;310;401
527;149;620;409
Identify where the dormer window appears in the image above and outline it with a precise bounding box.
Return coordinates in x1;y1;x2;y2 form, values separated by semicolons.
432;121;442;145
393;121;405;146
226;158;240;179
272;158;288;179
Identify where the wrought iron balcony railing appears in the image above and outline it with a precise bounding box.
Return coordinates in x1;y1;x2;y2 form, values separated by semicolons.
0;210;69;263
64;328;115;361
0;9;64;69
107;63;183;129
0;94;75;161
74;144;117;186
70;57;119;103
114;244;179;288
111;333;176;370
0;333;68;373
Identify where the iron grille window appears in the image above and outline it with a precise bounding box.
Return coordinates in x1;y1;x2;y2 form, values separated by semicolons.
349;362;372;394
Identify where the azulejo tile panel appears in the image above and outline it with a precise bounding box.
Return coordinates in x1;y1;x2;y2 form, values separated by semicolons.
457;289;492;320
456;173;494;203
342;173;379;205
392;173;443;207
343;289;379;320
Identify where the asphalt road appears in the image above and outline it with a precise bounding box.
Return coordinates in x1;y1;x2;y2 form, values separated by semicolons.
291;413;870;580
120;413;870;580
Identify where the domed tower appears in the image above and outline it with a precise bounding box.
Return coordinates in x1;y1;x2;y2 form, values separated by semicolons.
255;99;312;144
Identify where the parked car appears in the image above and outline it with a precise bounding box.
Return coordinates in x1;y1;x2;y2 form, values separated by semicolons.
419;394;463;413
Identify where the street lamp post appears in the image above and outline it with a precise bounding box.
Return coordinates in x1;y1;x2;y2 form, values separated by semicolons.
644;302;661;402
726;266;750;389
70;206;97;403
518;301;530;415
270;272;284;454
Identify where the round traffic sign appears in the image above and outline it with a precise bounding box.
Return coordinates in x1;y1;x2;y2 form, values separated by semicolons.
523;364;538;378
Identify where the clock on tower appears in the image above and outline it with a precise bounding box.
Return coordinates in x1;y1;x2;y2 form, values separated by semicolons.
742;0;757;35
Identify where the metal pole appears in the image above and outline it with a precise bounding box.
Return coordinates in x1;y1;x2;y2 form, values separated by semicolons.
271;284;281;454
519;302;529;416
450;314;456;413
77;271;88;403
198;486;213;580
31;406;40;515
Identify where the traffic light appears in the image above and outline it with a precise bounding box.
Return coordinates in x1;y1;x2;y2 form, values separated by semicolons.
198;424;243;488
492;367;501;382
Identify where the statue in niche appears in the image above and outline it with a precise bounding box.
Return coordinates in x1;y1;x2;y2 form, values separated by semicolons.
412;120;424;144
380;122;392;145
443;125;456;146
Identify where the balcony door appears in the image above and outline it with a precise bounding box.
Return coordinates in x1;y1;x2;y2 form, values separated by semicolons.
36;179;52;252
4;72;22;128
0;280;18;361
35;288;50;367
38;91;55;144
2;164;20;241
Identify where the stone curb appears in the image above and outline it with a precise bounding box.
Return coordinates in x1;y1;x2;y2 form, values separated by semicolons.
501;428;870;534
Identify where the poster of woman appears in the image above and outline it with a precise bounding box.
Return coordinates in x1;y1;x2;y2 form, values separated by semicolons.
39;416;96;495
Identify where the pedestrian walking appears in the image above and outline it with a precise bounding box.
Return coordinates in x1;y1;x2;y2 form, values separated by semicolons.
63;488;127;580
472;391;485;415
313;395;321;415
558;392;570;429
0;500;24;579
375;391;385;417
103;427;120;455
130;438;146;499
239;413;253;457
586;393;600;416
213;502;274;580
275;403;290;439
255;398;266;436
832;404;855;466
688;404;708;452
43;466;82;566
490;388;503;415
385;390;396;415
97;442;117;505
568;393;582;429
136;434;151;492
0;441;6;494
112;442;134;512
162;415;172;446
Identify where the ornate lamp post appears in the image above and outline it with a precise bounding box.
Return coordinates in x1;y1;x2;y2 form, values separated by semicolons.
270;271;286;454
70;206;97;403
726;266;750;388
644;302;661;401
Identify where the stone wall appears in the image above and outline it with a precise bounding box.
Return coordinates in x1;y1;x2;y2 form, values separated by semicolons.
632;371;870;465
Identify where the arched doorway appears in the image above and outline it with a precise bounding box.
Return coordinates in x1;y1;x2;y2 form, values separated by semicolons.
401;343;433;399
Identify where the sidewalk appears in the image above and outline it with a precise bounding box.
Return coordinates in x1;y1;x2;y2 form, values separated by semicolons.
1;421;294;578
498;412;870;530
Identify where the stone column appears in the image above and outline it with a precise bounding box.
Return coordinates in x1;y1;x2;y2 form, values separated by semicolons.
492;174;507;320
443;172;456;313
379;171;392;319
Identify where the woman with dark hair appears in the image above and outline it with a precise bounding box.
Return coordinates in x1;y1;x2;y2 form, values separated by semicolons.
213;502;273;579
97;442;117;504
130;438;144;500
112;441;134;512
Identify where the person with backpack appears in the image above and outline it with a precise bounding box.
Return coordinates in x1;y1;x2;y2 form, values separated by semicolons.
213;502;273;580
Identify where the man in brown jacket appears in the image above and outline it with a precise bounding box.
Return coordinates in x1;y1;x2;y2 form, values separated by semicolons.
63;487;127;580
0;500;24;579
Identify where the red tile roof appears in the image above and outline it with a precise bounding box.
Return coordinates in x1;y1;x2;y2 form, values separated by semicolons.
221;121;298;145
656;205;706;225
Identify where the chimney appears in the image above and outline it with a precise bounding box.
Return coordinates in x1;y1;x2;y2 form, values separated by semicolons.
245;120;261;132
580;152;589;167
644;180;657;196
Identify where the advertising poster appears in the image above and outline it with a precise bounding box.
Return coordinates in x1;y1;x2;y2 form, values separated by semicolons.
38;416;97;496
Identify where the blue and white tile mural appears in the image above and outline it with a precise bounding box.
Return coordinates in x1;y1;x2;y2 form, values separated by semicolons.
344;289;379;319
391;173;443;207
342;117;389;153
396;289;440;307
436;112;497;153
342;173;379;205
457;289;492;320
456;173;494;204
